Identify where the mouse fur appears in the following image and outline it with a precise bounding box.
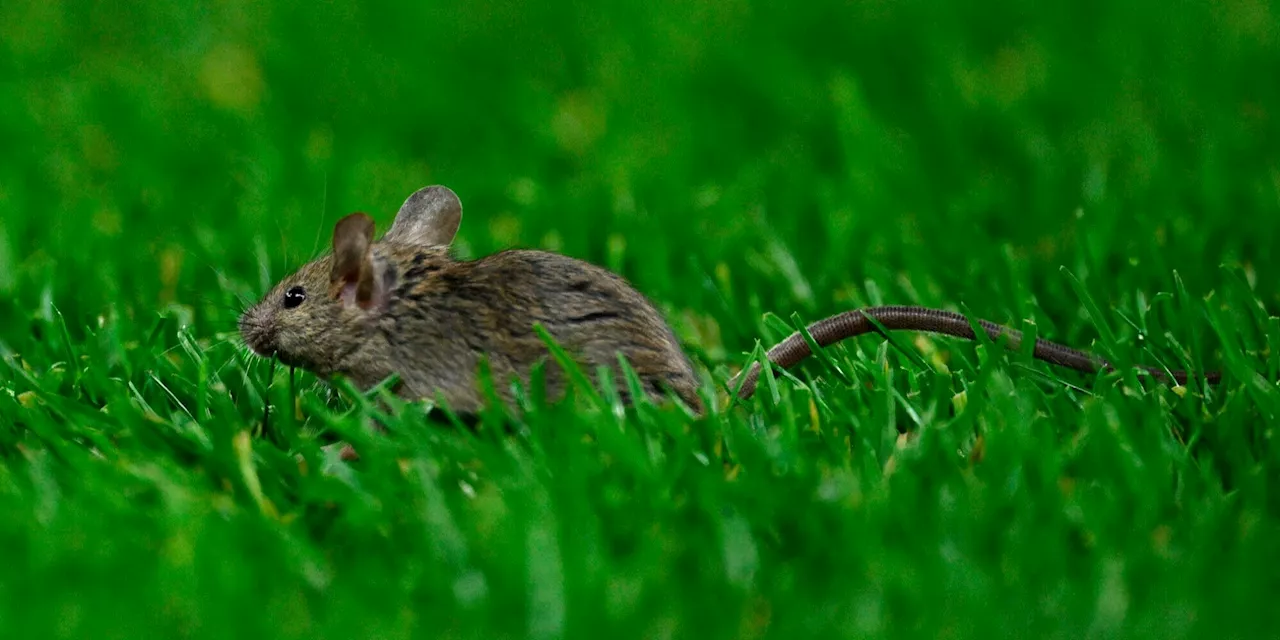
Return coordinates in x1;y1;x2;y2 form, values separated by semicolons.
239;185;702;414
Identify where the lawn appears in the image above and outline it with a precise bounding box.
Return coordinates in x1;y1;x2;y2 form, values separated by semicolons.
3;0;1280;638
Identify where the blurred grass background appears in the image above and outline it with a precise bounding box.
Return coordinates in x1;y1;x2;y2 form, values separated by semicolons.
3;0;1280;638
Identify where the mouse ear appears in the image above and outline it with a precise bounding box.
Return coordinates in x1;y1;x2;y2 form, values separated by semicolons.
385;185;463;246
331;212;377;308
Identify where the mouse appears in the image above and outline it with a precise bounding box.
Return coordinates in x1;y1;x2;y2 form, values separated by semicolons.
238;185;705;422
238;185;1222;458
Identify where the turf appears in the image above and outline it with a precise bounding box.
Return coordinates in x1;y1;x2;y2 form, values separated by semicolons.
3;0;1280;637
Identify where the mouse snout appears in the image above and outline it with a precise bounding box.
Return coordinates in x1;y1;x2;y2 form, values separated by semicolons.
238;307;278;357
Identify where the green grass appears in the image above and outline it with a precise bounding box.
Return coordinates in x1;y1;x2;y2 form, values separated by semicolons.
4;0;1280;637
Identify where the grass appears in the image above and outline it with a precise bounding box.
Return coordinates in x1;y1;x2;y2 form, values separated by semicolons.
3;0;1280;637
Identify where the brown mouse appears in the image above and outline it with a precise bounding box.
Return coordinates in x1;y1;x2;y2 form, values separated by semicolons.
239;185;1221;457
239;185;704;421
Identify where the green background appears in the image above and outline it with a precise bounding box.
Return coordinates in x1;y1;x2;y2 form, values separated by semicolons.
3;0;1280;637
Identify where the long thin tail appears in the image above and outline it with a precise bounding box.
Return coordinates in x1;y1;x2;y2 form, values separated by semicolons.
729;305;1222;400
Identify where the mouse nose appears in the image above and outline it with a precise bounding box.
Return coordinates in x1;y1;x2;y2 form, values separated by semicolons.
237;307;276;356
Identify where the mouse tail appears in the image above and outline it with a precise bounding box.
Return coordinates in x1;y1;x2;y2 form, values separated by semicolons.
729;305;1220;400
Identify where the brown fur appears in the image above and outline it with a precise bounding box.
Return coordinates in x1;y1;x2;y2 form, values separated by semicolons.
238;185;702;416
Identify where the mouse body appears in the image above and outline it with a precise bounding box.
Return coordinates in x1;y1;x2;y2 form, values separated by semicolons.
238;186;702;414
240;185;1221;439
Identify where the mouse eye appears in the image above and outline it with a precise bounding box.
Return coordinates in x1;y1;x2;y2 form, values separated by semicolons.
283;286;307;309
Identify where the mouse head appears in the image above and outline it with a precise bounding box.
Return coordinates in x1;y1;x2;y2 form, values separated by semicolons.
238;185;463;375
